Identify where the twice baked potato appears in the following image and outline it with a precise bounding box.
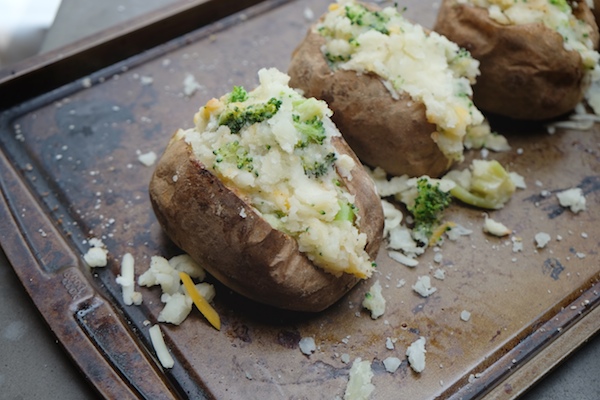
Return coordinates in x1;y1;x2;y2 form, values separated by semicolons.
434;0;600;120
288;0;486;178
149;68;384;312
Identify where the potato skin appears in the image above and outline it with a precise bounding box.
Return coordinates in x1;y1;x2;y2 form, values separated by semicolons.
149;132;384;312
288;28;451;178
434;0;599;121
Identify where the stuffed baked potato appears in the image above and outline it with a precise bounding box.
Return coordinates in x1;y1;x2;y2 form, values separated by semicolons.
434;0;600;120
288;0;486;178
149;68;384;312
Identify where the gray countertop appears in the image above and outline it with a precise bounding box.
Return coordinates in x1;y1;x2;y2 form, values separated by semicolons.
1;1;599;399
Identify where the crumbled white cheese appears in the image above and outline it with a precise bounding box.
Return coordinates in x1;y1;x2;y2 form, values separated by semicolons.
385;337;395;350
556;187;586;213
344;358;375;400
535;232;552;249
362;280;386;319
406;337;427;373
412;276;437;298
299;337;317;355
433;269;446;280
183;73;202;97
138;151;157;166
383;357;402;373
149;324;174;369
158;292;192;325
460;310;471;322
446;224;473;241
83;246;108;268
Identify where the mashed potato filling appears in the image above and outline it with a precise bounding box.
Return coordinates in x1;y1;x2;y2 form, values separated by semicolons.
460;0;600;75
183;68;374;278
318;0;484;163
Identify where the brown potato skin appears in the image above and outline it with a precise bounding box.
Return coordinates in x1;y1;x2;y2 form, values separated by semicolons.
288;28;451;178
434;0;599;121
149;132;384;312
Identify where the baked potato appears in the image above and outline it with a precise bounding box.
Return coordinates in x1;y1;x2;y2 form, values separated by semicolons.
288;0;486;178
434;0;600;120
149;68;384;312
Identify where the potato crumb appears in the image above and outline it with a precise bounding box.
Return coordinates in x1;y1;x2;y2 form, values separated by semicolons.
483;216;511;237
362;280;386;319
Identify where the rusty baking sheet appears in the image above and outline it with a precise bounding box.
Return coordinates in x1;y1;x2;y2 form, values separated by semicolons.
0;0;599;399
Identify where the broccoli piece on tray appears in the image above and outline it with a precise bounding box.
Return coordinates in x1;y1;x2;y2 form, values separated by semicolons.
408;178;452;244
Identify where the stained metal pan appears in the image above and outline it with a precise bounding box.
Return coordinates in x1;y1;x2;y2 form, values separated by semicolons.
0;1;598;398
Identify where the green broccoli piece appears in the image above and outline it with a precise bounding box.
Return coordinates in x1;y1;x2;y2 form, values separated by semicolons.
228;86;248;103
448;159;516;210
548;0;570;13
345;3;390;34
212;140;254;173
293;115;327;147
218;97;282;134
408;178;452;244
302;152;337;178
334;199;357;222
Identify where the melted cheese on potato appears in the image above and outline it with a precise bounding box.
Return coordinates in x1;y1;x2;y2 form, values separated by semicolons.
318;0;484;163
183;68;375;278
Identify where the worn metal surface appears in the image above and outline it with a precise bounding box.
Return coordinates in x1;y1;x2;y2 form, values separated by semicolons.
0;0;599;398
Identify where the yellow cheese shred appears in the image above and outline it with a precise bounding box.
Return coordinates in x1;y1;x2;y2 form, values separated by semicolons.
179;271;221;331
429;221;457;247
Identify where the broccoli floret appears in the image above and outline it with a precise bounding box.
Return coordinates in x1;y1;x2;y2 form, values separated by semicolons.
218;97;282;134
293;115;327;147
212;140;254;173
408;178;452;244
302;152;337;178
448;159;516;209
228;86;248;103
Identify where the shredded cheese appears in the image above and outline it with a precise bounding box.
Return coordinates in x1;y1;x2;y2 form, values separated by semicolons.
149;324;175;369
179;271;221;330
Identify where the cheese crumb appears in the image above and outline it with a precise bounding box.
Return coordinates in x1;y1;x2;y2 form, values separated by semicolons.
406;337;427;373
412;276;437;297
556;187;586;213
299;337;316;355
460;310;471;322
534;232;552;248
383;357;402;373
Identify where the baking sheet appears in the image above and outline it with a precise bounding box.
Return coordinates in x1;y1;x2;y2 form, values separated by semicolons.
0;0;599;399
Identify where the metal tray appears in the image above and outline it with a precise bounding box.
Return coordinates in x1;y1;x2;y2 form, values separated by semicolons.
1;0;598;398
